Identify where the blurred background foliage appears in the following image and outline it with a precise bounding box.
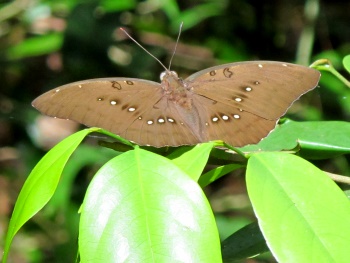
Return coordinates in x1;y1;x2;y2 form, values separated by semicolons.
0;0;349;262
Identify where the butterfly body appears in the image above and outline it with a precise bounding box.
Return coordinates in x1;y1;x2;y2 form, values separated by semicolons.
159;70;207;142
32;61;320;147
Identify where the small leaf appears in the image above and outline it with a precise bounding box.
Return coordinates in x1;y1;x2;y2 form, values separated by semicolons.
3;128;94;262
167;142;214;181
100;0;136;12
6;33;63;60
171;2;225;31
246;152;350;262
311;58;350;88
343;54;350;73
199;164;244;187
97;128;136;148
221;222;269;262
79;147;221;262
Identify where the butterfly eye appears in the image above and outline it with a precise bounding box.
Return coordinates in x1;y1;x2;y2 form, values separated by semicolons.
160;71;167;80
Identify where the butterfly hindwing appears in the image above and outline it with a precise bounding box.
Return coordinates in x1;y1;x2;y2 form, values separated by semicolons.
193;94;277;146
124;95;203;147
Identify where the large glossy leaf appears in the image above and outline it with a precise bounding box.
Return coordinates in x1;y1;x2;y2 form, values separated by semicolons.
3;128;94;262
79;147;221;262
246;152;350;262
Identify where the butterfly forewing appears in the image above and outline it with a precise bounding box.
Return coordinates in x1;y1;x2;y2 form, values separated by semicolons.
33;77;204;147
33;78;164;137
187;61;320;120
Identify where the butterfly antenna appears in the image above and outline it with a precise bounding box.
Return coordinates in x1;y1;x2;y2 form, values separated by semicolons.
168;22;183;70
120;28;168;72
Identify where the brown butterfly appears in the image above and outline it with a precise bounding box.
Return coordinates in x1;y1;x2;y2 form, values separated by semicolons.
32;60;320;147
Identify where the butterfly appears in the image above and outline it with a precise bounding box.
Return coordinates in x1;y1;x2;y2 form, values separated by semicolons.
32;60;320;147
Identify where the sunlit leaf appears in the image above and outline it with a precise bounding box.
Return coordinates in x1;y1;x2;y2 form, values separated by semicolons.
167;142;214;181
79;147;222;262
3;128;94;262
247;152;350;262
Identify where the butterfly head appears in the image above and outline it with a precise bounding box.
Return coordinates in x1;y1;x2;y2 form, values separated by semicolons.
160;70;186;91
160;70;178;81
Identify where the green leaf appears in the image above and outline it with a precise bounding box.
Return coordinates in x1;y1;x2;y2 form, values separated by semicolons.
199;164;244;187
100;0;136;12
96;128;136;148
79;147;221;262
343;54;350;73
6;33;63;60
221;222;269;262
167;142;214;181
47;144;118;214
170;2;225;31
3;128;93;263
311;59;350;88
246;152;350;262
241;119;350;159
158;0;180;22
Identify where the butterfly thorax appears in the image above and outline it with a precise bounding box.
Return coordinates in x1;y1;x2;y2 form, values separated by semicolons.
160;70;193;110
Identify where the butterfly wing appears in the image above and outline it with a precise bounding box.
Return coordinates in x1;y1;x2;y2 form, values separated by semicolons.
33;62;320;147
187;61;320;119
192;95;276;146
123;95;202;147
32;77;200;147
186;61;320;146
